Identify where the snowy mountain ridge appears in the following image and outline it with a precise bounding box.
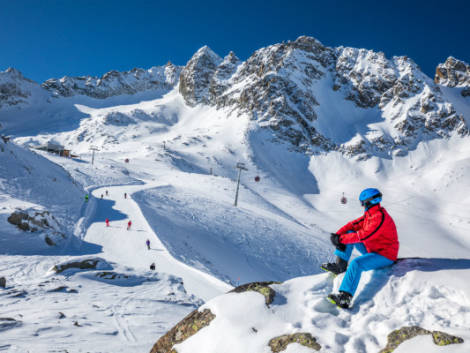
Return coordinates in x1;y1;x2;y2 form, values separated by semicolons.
42;61;181;99
2;35;469;160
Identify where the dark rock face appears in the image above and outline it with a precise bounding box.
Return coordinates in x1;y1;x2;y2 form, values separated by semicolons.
268;332;321;352
229;281;280;306
379;326;464;353
149;308;215;353
42;62;181;99
0;277;6;288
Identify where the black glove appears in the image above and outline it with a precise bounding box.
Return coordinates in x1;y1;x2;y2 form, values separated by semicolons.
330;233;346;251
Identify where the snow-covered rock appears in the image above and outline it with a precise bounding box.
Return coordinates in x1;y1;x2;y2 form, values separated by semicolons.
179;46;223;106
0;67;48;108
42;62;181;99
435;57;470;89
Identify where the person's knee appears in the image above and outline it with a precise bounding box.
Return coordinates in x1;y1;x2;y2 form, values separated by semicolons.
348;258;361;271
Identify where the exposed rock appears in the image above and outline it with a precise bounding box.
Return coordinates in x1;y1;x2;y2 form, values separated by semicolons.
0;317;22;332
7;209;66;245
379;326;464;352
95;271;129;280
229;281;280;306
52;257;111;274
431;330;464;346
268;332;321;352
0;277;6;288
149;308;215;353
47;285;78;293
435;56;470;88
179;46;222;106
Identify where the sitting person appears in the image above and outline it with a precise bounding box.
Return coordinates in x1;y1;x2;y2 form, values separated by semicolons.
321;188;399;308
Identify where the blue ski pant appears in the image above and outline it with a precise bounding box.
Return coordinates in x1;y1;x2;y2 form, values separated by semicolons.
334;243;394;296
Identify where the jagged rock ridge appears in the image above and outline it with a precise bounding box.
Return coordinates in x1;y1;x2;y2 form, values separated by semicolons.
178;36;469;158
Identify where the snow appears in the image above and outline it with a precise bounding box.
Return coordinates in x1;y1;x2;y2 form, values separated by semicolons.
1;55;470;353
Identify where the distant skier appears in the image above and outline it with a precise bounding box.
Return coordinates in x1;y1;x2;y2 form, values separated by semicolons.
84;194;89;202
124;192;127;199
105;190;109;196
146;239;151;250
101;194;103;199
321;188;399;309
150;262;156;271
127;220;132;230
105;218;109;227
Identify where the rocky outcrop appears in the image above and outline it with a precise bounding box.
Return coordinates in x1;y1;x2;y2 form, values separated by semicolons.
435;57;470;88
52;257;112;274
268;333;321;352
179;46;222;106
229;281;280;306
379;326;464;353
42;62;181;99
7;209;66;246
149;308;215;353
0;277;6;288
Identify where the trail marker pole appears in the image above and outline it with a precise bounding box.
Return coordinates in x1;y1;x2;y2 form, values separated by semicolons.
90;146;99;166
234;162;248;207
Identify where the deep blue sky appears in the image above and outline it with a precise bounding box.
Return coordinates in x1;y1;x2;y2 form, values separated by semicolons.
1;0;469;83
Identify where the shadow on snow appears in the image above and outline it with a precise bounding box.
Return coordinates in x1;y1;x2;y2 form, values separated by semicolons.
352;257;470;311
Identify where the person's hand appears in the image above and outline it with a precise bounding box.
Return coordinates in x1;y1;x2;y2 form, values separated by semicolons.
330;233;346;251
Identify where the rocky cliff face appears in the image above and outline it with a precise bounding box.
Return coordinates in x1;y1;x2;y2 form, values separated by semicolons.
42;62;181;99
178;37;469;158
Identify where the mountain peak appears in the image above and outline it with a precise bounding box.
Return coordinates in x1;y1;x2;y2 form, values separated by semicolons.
193;45;222;62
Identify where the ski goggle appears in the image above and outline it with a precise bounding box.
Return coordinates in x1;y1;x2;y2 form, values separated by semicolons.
360;192;382;206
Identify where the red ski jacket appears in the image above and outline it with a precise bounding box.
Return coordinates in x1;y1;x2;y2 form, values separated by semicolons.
336;204;399;261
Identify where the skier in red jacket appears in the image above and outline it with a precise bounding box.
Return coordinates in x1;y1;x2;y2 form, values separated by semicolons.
321;188;399;308
127;220;132;230
105;218;110;227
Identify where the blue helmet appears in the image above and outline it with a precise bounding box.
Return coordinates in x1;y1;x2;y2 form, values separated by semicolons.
359;188;382;208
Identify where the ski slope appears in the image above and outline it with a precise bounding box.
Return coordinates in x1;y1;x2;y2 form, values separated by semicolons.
86;183;232;301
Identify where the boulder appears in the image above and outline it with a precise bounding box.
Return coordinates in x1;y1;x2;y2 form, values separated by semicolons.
149;308;215;353
379;326;464;353
229;281;281;306
268;332;321;352
51;257;111;274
